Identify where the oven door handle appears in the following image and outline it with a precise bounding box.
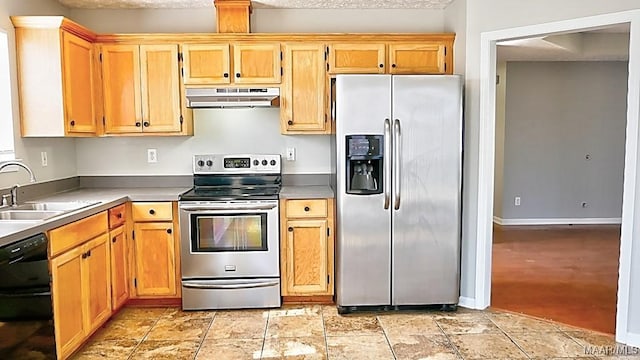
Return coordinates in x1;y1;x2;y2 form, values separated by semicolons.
182;280;280;290
179;204;277;211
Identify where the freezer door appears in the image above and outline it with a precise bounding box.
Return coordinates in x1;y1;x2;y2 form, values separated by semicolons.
335;75;393;307
391;75;463;305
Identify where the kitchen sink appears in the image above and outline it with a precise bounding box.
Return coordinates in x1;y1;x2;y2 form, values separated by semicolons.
0;210;65;221
0;201;101;222
14;201;100;212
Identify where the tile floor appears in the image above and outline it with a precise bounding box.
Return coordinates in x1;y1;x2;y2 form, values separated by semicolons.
72;305;640;360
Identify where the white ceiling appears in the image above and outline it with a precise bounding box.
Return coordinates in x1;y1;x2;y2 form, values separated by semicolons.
57;0;455;9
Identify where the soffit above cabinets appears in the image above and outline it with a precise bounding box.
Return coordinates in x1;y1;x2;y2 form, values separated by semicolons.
57;0;455;9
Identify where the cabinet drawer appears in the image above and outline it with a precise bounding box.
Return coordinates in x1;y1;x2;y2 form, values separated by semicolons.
49;211;108;258
132;202;173;221
108;204;126;229
285;199;328;218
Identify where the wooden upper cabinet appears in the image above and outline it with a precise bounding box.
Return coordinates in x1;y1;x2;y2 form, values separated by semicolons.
182;44;231;85
101;44;183;134
388;43;447;74
233;43;281;84
328;43;386;74
181;43;280;85
281;43;327;134
11;16;98;137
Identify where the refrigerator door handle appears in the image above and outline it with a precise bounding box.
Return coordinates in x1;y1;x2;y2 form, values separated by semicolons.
394;118;401;210
384;118;391;209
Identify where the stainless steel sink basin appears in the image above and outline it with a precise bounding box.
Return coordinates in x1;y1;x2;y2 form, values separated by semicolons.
15;201;100;212
0;210;65;221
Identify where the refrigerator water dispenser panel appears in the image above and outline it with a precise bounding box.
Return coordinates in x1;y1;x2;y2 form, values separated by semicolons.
346;135;384;195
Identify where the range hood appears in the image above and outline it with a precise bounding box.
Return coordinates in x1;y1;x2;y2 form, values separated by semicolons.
185;87;280;108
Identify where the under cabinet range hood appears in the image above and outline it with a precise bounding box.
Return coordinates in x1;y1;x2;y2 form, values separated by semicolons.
185;87;280;108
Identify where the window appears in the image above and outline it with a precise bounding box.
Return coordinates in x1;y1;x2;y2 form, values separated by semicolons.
0;30;15;162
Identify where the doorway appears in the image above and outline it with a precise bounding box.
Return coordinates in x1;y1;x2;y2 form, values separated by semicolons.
474;10;640;345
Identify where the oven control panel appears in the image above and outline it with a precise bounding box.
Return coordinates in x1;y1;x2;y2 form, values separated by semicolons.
193;154;281;174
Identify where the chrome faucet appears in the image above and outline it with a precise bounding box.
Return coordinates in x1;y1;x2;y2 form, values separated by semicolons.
0;160;37;206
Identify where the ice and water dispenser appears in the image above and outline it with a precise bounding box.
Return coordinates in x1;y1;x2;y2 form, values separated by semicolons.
345;135;383;195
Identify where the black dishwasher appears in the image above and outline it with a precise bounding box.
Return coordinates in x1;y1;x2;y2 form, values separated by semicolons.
0;233;56;359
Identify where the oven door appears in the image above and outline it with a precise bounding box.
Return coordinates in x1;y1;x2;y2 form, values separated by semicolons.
179;200;280;279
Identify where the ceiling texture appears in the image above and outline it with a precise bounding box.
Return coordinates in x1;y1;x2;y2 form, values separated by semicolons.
57;0;455;9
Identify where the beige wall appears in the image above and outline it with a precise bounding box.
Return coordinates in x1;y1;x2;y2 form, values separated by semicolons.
0;0;76;189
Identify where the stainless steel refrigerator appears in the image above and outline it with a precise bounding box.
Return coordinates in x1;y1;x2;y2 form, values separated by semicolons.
335;74;463;313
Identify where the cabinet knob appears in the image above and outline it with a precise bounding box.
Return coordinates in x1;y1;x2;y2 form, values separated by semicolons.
149;209;156;215
82;253;87;259
287;120;293;126
304;206;310;212
70;120;76;126
135;122;141;127
117;213;123;219
236;73;241;78
223;73;229;78
112;237;117;243
167;228;172;234
379;64;384;68
288;227;293;232
87;250;91;257
143;121;150;127
392;64;397;68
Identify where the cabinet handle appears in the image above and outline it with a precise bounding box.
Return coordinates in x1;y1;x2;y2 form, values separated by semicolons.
117;213;123;219
112;237;117;243
223;73;229;78
82;252;87;259
379;64;384;68
304;206;310;212
236;73;241;78
392;64;397;68
288;227;293;232
143;121;150;127
135;122;141;127
87;250;91;257
287;120;293;126
70;120;76;126
167;228;172;234
149;209;156;215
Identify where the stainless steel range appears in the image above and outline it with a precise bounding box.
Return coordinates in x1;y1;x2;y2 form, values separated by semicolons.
179;154;281;310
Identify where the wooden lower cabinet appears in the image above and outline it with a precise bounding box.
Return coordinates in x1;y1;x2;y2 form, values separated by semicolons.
51;233;111;359
130;201;179;299
109;225;129;310
280;198;335;299
132;222;176;297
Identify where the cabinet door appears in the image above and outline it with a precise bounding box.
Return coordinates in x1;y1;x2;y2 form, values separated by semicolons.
388;43;446;74
110;225;129;310
51;247;85;359
133;222;177;297
101;44;142;133
281;43;327;134
84;234;111;333
62;31;96;134
182;44;231;85
232;43;281;84
140;45;183;133
283;219;330;295
328;43;386;74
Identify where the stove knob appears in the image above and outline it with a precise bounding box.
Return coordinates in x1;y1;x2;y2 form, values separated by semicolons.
253;159;259;166
206;160;213;167
262;159;268;166
197;160;205;167
270;159;276;166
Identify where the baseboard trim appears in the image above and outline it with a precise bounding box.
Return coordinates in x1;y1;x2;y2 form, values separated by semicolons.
618;331;640;348
493;216;622;226
458;296;479;309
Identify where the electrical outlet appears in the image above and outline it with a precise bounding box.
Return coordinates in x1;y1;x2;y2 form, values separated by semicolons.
514;196;521;206
40;151;48;167
147;149;158;163
286;147;296;161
